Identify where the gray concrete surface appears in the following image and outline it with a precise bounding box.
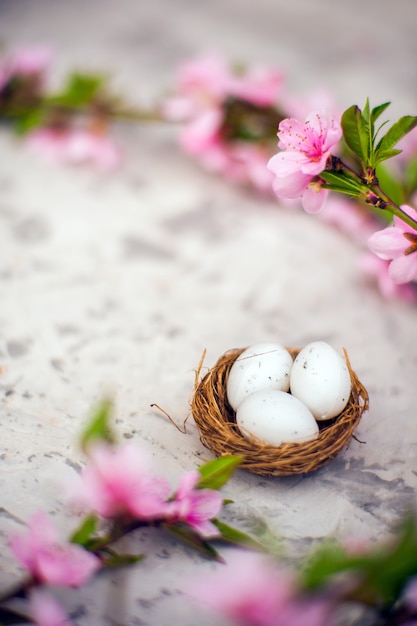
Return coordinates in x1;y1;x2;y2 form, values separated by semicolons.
1;1;417;624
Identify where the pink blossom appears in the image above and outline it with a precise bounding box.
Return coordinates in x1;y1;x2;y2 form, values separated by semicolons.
162;54;283;191
10;512;100;587
190;552;335;626
74;442;171;519
29;589;69;626
223;144;274;193
190;552;296;626
8;47;51;77
318;196;377;243
166;471;222;538
367;205;417;284
359;253;416;301
25;127;122;170
227;66;283;108
267;110;342;212
0;47;51;90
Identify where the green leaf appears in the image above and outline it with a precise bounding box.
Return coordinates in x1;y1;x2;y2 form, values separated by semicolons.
101;549;144;569
375;163;405;206
213;519;266;551
302;511;417;608
197;455;243;490
371;102;391;123
14;107;45;134
301;542;363;591
320;170;364;194
341;105;370;164
80;398;116;452
375;116;417;164
404;156;417;197
165;524;224;561
48;72;106;108
70;514;98;547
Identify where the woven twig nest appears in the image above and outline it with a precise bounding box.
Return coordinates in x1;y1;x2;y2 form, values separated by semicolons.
191;347;369;477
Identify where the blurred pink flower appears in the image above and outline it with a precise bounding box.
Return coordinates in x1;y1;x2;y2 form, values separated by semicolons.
162;54;282;191
190;552;335;626
267;110;342;212
8;47;51;77
359;252;416;301
26;127;122;170
318;196;377;243
223;144;274;193
163;54;282;121
190;552;296;626
367;205;417;284
29;589;69;626
0;46;51;90
227;65;283;107
10;511;100;587
166;471;222;538
74;442;171;519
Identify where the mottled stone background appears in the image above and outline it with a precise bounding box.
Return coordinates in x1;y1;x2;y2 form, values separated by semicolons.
0;1;416;625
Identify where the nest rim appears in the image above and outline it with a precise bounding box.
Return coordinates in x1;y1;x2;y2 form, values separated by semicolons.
191;346;369;477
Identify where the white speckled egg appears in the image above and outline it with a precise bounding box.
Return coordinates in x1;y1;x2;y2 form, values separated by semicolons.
226;343;293;411
290;341;352;420
236;389;319;446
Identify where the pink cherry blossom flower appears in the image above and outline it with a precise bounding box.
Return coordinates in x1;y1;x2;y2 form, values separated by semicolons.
359;253;416;301
74;442;171;519
318;196;377;243
190;552;296;626
29;589;69;626
10;511;100;587
0;47;51;90
367;205;417;284
267;110;342;212
162;54;283;191
190;552;336;626
25;127;122;170
8;47;52;77
223;143;275;193
165;471;222;538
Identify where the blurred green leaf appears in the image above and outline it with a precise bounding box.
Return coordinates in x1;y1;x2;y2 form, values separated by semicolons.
48;72;106;108
301;542;363;591
197;455;243;490
70;514;98;547
404;156;417;197
302;510;417;609
80;398;116;452
14;107;45;134
101;549;144;569
165;524;224;561
213;519;265;551
375;163;405;206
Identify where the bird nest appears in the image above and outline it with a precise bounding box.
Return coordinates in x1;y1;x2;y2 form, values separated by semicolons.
191;347;369;477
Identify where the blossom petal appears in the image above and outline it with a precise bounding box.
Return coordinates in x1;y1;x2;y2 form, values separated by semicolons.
389;254;417;284
368;227;408;260
302;186;327;214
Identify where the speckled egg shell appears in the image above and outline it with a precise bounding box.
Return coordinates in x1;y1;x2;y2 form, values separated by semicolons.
289;341;352;420
226;343;293;411
236;389;319;446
